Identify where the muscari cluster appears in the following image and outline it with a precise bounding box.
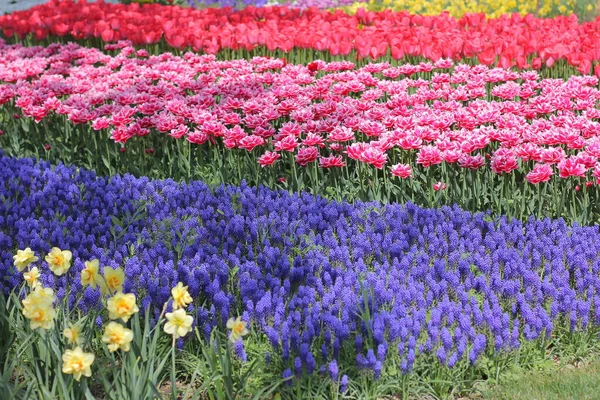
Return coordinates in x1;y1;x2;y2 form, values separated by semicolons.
1;151;599;379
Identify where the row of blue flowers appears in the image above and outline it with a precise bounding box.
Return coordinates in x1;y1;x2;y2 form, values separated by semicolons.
1;151;599;378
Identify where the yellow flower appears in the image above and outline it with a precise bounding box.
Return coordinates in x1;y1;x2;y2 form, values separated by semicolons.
22;286;56;330
103;267;124;294
63;323;83;346
45;247;72;276
164;309;194;339
171;282;193;310
62;346;94;382
13;248;39;272
339;0;576;18
23;267;41;289
107;292;139;323
102;322;134;352
22;286;55;309
226;316;249;343
81;259;102;289
23;303;56;330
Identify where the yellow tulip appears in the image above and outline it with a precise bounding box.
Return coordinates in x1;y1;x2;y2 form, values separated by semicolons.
102;322;134;352
13;248;39;272
164;309;194;339
339;0;577;18
62;346;94;381
107;292;139;323
171;282;193;310
45;247;72;276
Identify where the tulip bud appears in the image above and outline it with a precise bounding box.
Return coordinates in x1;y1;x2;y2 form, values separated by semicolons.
433;182;447;191
43;144;51;151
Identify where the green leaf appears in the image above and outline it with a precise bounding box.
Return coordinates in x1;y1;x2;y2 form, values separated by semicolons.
102;156;111;170
110;215;122;227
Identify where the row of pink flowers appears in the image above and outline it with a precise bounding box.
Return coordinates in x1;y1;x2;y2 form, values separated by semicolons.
2;39;600;185
2;1;600;71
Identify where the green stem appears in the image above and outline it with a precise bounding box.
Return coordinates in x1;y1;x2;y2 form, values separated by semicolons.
171;337;177;400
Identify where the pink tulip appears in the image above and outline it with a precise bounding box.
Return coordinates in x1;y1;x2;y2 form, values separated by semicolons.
390;163;412;178
557;158;587;178
526;164;554;184
295;147;319;166
258;151;281;167
319;155;346;168
433;182;447;191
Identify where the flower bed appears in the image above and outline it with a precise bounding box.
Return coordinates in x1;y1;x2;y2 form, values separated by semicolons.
1;40;600;222
2;152;600;391
2;1;600;70
3;1;600;398
341;0;596;19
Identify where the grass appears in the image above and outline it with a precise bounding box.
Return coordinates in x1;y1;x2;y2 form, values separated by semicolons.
479;358;600;400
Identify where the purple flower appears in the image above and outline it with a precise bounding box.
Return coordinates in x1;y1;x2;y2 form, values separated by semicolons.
282;369;293;386
328;360;338;381
340;375;349;393
1;152;599;381
233;340;247;362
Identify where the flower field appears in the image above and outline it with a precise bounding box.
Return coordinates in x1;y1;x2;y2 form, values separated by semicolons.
2;1;600;399
2;0;600;71
3;152;600;397
2;39;600;222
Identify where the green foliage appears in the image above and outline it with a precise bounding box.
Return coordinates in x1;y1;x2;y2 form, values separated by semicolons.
0;292;35;399
180;329;282;400
97;310;172;400
480;358;600;400
5;291;97;399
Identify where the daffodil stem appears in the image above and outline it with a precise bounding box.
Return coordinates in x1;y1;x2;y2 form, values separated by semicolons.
171;337;177;400
158;301;169;323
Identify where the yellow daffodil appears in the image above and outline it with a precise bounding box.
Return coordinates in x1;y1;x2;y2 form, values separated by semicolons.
22;286;56;330
102;322;134;352
63;323;83;346
171;282;193;310
103;267;124;294
164;309;194;339
107;292;139;323
13;248;39;272
22;286;55;309
45;247;72;276
226;316;249;343
81;259;102;289
23;303;56;330
23;267;41;289
62;346;94;382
